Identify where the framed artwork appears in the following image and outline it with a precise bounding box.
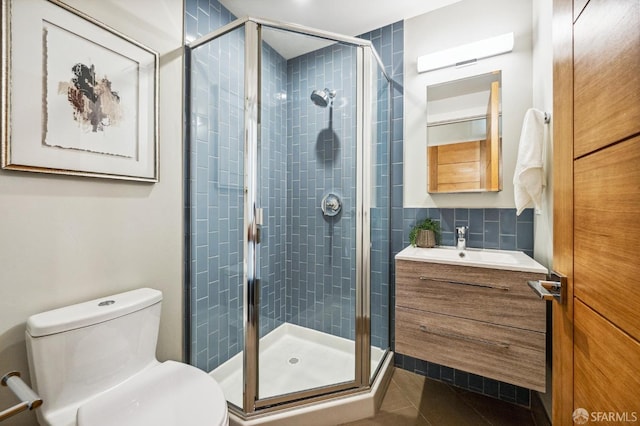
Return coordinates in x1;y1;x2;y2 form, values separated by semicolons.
1;0;159;181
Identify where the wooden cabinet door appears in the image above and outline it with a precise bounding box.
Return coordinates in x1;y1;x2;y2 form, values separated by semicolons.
553;0;640;424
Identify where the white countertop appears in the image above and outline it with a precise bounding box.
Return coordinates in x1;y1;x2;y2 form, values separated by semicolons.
396;246;548;274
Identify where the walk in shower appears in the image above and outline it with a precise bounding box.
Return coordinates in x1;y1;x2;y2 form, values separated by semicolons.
185;17;392;420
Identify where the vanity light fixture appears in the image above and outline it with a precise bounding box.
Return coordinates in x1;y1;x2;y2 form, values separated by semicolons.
417;32;514;73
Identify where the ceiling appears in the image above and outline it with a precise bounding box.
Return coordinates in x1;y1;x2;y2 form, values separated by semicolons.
219;0;462;59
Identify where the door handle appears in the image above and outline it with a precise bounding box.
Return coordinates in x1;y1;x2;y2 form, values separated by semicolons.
527;271;566;304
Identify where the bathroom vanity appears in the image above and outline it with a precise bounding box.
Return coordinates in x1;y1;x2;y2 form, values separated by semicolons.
394;246;547;391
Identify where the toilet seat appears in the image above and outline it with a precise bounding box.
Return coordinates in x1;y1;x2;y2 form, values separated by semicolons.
76;361;228;426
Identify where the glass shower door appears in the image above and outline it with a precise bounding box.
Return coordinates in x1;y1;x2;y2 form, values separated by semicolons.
188;24;246;409
254;25;360;406
368;49;392;382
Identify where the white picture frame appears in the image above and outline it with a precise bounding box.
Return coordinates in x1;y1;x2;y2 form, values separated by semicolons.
1;0;159;181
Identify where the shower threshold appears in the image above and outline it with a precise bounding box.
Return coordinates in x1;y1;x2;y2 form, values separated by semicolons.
210;323;386;408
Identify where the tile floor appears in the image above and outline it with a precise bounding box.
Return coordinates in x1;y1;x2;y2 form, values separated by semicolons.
341;368;542;426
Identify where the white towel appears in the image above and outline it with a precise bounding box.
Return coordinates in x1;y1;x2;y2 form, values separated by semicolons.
513;108;546;215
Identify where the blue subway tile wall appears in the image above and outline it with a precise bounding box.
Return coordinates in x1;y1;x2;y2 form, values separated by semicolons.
185;0;234;43
358;25;396;354
285;42;358;340
358;19;405;364
259;42;288;338
187;0;246;372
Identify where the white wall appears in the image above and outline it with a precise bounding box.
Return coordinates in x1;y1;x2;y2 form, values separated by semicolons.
404;0;533;207
532;0;553;268
0;1;183;424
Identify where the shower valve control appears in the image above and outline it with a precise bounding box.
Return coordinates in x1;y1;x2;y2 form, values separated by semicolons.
321;193;342;217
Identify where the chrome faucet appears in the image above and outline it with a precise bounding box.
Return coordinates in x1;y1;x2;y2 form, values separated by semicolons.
456;226;467;251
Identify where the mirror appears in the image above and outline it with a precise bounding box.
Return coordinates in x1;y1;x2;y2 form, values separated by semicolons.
426;71;502;193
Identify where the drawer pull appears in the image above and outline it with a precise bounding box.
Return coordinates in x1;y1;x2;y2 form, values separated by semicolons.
418;276;510;291
418;325;510;349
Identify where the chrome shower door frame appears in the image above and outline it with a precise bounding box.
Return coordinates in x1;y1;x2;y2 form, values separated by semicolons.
243;19;261;413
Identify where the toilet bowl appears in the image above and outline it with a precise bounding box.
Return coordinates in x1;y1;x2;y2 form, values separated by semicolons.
77;361;228;426
25;288;228;426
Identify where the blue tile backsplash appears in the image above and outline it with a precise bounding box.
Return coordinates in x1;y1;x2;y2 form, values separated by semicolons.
186;0;536;409
400;207;534;257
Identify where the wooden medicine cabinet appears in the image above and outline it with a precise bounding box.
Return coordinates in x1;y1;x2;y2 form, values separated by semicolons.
427;71;502;193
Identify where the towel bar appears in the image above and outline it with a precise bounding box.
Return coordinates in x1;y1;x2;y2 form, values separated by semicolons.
0;372;42;422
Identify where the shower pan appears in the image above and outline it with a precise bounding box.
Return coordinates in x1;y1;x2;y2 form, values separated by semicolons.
185;16;392;423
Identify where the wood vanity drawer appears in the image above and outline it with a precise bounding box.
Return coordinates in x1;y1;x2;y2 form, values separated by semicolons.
396;260;546;332
395;307;546;391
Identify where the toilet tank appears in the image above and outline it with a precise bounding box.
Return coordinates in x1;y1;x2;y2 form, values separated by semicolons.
25;288;163;425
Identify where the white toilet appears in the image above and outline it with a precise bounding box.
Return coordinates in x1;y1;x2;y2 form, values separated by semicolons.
25;288;229;426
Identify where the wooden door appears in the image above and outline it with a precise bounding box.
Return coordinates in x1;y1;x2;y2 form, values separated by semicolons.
552;0;640;424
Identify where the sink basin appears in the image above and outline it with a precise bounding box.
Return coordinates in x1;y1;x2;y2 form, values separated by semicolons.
396;246;547;273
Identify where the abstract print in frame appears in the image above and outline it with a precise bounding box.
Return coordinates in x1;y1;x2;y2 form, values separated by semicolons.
1;0;158;181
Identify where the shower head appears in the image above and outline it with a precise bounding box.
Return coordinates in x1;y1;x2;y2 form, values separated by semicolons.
310;88;336;107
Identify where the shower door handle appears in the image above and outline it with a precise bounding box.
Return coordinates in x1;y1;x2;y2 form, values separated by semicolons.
256;208;264;225
253;208;263;244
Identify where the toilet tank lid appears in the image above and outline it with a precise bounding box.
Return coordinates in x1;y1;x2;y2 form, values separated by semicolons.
27;288;163;337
